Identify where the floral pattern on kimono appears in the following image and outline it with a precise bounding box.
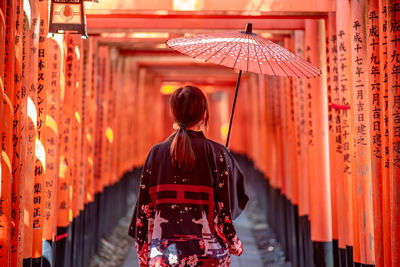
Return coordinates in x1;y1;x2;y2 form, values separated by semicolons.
129;130;248;267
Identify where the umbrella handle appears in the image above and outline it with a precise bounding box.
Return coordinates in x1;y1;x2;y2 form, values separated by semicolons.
225;70;242;147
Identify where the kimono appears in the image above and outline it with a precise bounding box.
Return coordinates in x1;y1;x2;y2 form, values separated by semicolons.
128;130;249;267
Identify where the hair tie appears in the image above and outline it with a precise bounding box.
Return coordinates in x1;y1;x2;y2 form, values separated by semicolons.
179;123;187;131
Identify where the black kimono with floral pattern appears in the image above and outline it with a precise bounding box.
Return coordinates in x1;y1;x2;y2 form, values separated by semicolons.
128;130;248;267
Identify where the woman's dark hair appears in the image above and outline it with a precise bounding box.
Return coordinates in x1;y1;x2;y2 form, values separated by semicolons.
170;85;209;171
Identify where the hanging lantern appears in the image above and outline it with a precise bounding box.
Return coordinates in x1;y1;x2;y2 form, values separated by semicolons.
49;0;88;38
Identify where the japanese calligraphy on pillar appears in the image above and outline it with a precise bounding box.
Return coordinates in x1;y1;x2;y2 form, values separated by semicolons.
32;1;48;261
352;19;369;147
330;32;343;168
11;0;24;264
71;36;83;219
43;37;61;244
336;0;354;252
336;29;352;175
378;1;392;266
23;0;40;261
58;34;75;228
82;38;95;206
1;0;16;264
380;3;390;171
305;45;314;147
351;0;375;263
388;1;400;170
327;12;340;248
387;2;400;265
366;1;385;266
369;4;383;162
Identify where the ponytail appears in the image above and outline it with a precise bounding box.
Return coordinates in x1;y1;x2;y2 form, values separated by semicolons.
170;126;195;171
169;86;209;172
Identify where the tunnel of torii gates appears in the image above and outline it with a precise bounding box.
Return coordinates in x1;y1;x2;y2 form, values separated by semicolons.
1;0;400;266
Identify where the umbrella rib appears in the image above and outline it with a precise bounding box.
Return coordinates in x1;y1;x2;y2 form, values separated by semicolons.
259;38;317;78
263;39;320;77
262;41;311;78
218;33;245;65
218;36;241;65
287;48;321;74
255;40;276;76
258;38;301;78
257;38;290;78
291;55;321;76
232;34;248;69
204;32;244;62
264;42;304;78
189;35;236;58
249;34;263;75
273;45;320;77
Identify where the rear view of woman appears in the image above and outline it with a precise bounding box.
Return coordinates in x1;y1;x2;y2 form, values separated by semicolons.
128;85;248;266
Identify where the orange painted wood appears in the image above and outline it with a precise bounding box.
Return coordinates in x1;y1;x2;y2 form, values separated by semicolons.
0;0;15;265
276;77;286;194
386;1;400;265
0;93;13;267
327;12;339;243
378;0;392;265
350;0;375;264
286;37;299;207
367;0;385;266
18;1;32;263
114;57;124;179
108;49;119;185
11;0;25;264
130;60;140;168
335;0;355;251
57;33;74;228
305;19;332;243
293;30;310;217
23;0;40;260
31;0;49;259
278;41;289;202
86;15;307;33
86;0;335;13
101;45;111;188
257;75;268;175
0;8;5;87
71;35;84;219
82;37;96;205
271;77;282;190
94;46;109;193
43;37;62;242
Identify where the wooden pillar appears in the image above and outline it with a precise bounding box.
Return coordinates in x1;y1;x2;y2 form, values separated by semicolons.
305;19;333;266
0;0;16;265
326;12;341;266
42;36;62;266
386;1;400;264
11;0;25;264
335;1;355;265
350;0;375;264
367;0;385;266
23;0;40;264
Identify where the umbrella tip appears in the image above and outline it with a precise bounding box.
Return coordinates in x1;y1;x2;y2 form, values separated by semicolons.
245;23;253;34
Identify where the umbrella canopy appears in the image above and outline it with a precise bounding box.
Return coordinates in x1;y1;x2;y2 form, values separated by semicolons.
166;23;321;147
166;24;320;78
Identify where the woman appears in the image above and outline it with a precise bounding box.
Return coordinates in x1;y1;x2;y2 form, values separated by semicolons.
129;85;248;266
